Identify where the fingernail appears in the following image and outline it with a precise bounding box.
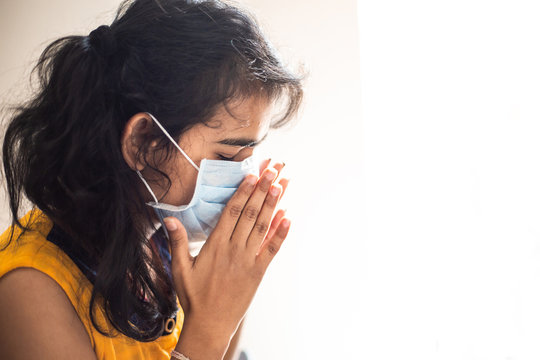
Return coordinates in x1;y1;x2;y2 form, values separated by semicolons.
282;219;291;229
164;218;177;231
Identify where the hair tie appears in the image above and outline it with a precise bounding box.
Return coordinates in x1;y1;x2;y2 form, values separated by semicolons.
87;25;117;58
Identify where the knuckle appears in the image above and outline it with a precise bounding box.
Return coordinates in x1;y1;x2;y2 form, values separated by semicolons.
277;225;290;238
240;182;254;197
266;241;281;256
244;205;259;221
254;221;269;236
228;203;243;218
265;193;279;207
169;237;181;250
258;182;271;193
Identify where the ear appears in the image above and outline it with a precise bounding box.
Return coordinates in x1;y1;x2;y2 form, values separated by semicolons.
121;113;154;171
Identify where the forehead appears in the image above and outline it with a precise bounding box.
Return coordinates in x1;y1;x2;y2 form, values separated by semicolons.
203;96;273;139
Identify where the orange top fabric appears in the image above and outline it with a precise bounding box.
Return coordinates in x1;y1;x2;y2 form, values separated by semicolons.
0;208;184;359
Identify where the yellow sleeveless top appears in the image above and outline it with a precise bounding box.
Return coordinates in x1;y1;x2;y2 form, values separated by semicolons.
0;207;184;359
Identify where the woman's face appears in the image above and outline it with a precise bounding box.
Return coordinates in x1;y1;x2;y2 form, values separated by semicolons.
122;96;274;218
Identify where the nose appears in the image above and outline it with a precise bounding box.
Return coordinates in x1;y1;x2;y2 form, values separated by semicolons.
236;147;254;161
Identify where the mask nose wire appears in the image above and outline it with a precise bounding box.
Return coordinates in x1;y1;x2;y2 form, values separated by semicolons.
144;112;200;172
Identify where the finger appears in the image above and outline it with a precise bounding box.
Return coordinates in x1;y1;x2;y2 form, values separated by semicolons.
272;162;285;179
163;217;193;315
259;159;286;179
256;217;291;268
265;208;286;241
277;178;289;202
164;217;193;273
259;158;272;176
246;183;282;252
230;168;277;246
211;174;258;242
263;178;288;240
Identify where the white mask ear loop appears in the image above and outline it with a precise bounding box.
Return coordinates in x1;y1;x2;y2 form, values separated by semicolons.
136;170;159;203
144;112;200;172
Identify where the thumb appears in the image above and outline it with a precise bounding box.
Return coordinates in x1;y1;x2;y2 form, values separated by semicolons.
163;217;194;272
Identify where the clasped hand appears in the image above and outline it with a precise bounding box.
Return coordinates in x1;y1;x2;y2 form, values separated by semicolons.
165;160;289;338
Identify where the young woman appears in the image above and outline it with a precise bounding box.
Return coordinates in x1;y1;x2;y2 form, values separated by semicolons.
0;0;304;359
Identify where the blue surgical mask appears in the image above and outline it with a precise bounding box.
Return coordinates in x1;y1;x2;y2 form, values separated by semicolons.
136;113;260;257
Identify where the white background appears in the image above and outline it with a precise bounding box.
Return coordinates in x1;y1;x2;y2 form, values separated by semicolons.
1;0;540;359
355;1;540;359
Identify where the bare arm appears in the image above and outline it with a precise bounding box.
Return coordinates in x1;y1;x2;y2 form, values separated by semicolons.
172;315;245;360
0;267;241;360
223;318;245;360
0;268;97;360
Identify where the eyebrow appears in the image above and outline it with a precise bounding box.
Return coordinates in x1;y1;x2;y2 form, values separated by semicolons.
216;132;268;147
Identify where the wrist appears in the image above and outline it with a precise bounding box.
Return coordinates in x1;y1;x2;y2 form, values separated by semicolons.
175;315;232;360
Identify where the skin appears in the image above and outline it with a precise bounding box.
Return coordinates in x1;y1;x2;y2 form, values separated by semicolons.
0;95;291;360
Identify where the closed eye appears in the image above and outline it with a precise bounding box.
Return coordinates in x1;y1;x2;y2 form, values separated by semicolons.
217;154;235;161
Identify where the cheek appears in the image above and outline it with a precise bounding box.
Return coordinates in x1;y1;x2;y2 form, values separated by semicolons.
166;160;199;205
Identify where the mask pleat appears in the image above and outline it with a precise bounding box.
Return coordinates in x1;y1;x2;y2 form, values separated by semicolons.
192;200;225;228
198;185;237;203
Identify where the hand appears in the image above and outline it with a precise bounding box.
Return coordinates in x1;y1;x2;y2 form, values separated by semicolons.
166;160;291;339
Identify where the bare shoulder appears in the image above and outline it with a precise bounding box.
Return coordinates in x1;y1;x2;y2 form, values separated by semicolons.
0;267;97;360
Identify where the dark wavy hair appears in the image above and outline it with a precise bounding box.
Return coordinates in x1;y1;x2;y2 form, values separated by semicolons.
1;0;304;341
